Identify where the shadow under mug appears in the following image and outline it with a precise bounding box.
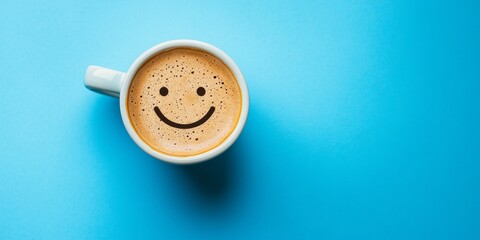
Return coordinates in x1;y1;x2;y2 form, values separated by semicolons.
84;40;249;164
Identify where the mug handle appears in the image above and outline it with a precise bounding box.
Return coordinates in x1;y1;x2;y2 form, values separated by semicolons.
84;65;126;98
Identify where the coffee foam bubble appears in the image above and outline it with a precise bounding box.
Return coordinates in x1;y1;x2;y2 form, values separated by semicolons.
127;48;242;156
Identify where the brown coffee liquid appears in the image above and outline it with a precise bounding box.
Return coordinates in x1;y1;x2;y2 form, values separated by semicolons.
127;48;242;156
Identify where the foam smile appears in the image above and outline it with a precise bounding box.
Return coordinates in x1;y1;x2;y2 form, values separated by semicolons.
153;106;215;129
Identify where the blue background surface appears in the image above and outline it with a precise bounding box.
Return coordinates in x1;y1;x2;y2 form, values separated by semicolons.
1;0;479;239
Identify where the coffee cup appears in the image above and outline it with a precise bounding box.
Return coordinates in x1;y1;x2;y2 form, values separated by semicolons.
84;40;249;164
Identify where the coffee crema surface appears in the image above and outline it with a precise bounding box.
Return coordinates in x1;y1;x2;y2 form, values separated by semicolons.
127;48;242;156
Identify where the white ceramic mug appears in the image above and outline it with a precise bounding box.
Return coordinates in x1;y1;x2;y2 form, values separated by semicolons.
84;40;249;164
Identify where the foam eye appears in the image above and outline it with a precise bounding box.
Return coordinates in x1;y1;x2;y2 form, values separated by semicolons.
197;87;206;96
160;87;168;96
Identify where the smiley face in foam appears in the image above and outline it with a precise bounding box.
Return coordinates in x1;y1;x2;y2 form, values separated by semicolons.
127;48;242;156
153;86;215;129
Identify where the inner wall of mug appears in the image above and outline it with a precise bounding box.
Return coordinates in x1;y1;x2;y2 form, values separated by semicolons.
119;40;248;163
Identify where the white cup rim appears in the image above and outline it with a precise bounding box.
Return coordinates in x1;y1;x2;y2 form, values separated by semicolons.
119;40;249;164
